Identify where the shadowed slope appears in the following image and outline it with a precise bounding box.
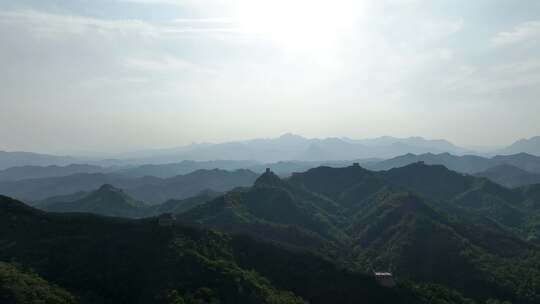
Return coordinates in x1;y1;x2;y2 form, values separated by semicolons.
39;184;147;218
0;195;422;304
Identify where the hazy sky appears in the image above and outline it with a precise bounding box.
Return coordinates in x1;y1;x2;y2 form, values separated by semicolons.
1;0;540;154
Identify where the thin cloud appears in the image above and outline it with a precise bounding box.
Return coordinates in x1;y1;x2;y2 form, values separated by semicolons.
116;0;187;5
0;9;245;40
172;18;237;23
116;0;226;7
492;21;540;47
0;10;162;39
122;54;215;74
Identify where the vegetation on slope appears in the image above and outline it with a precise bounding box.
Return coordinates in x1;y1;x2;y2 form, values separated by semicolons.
0;195;423;304
179;164;540;303
0;261;77;304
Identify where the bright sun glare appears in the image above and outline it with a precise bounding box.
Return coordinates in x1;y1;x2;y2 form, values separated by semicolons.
231;0;362;61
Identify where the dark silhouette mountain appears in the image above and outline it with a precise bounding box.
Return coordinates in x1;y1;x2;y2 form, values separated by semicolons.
475;164;540;188
150;189;221;215
179;170;348;259
0;173;136;202
115;160;259;178
0;164;107;181
0;195;425;304
248;159;381;176
379;162;540;245
287;164;536;251
380;162;528;228
112;151;540;179
39;184;147;218
179;165;540;303
367;152;540;175
367;153;496;173
127;169;258;204
0;169;258;204
38;187;220;218
499;136;540;156
116;159;381;178
0;151;77;170
287;165;391;207
380;162;477;200
0;159;380;182
36;191;90;207
492;153;540;174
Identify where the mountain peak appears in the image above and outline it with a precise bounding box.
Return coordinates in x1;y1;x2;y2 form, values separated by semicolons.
500;136;540;156
97;184;121;192
277;133;306;141
393;161;456;175
254;169;285;188
40;183;146;217
485;163;524;172
0;195;40;215
91;184;134;202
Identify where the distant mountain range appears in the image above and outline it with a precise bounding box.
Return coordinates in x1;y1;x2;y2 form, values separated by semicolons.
165;134;540;160
38;184;147;218
0;163;108;181
119;133;473;163
115;160;259;178
2;152;540;198
498;136;540;156
0;159;377;182
2;134;540;169
0;169;258;204
366;152;540;188
36;184;219;218
474;164;540;188
367;152;540;174
366;153;495;173
0;151;77;170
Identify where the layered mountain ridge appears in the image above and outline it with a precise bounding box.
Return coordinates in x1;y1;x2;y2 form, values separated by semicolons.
178;163;540;303
0;194;430;304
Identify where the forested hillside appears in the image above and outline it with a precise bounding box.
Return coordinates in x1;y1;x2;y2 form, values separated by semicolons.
180;164;540;303
0;195;428;304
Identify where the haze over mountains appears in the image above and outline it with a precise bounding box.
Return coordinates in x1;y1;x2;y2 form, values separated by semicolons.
0;151;77;170
36;185;220;219
6;161;540;303
0;169;258;205
4;0;540;301
475;164;540;188
367;152;540;174
4;151;540;203
3;134;540;170
3;134;540;303
2;133;540;191
498;136;540;156
38;184;148;218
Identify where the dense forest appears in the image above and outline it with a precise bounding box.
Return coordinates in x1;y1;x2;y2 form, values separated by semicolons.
2;161;540;303
0;194;434;303
179;163;540;303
